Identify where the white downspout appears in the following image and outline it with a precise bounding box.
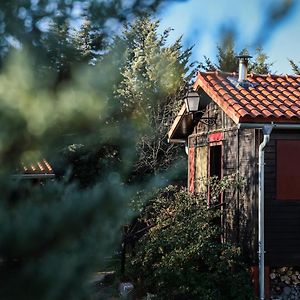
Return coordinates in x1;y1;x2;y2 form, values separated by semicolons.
258;125;273;300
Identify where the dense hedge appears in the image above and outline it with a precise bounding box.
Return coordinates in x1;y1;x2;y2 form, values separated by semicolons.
128;185;254;300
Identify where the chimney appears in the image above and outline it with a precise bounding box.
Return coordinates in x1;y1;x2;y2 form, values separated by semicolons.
237;55;252;82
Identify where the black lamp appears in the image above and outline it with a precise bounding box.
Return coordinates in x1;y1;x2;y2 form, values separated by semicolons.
184;90;200;113
184;89;217;126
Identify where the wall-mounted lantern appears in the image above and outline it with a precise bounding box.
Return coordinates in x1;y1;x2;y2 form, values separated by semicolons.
184;89;217;126
184;90;200;113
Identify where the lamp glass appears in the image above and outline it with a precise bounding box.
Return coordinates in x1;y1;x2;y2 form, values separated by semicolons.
185;92;200;112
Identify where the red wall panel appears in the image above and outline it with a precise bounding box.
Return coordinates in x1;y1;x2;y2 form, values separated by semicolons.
208;132;224;143
188;147;195;194
277;140;300;200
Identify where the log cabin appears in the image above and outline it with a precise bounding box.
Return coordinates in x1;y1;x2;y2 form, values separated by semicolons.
168;56;300;297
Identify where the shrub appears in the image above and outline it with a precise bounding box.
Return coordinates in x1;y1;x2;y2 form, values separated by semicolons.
127;185;254;300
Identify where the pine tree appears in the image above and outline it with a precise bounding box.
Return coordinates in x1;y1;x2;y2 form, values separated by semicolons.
72;20;105;64
41;21;81;84
0;49;148;300
40;20;103;86
199;37;238;73
249;47;273;74
0;0;168;70
289;59;300;75
216;36;239;72
112;17;193;178
200;55;217;72
200;40;272;75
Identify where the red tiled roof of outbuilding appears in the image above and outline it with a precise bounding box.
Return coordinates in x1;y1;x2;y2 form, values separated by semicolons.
22;159;54;175
193;71;300;124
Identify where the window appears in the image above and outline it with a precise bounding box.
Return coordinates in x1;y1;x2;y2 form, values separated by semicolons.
209;144;223;242
277;140;300;200
208;144;223;205
209;145;222;180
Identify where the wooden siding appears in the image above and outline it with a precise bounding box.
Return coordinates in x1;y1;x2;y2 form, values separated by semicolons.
188;147;195;193
238;128;258;264
223;127;257;263
188;102;258;264
265;131;300;266
195;146;207;194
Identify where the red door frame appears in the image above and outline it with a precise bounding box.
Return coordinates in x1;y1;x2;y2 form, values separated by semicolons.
208;140;224;241
188;146;195;194
208;140;224;205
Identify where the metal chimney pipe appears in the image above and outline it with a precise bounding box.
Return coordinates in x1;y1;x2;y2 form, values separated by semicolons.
236;55;252;82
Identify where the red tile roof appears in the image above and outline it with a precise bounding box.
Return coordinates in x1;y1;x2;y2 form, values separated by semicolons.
193;71;300;124
21;159;54;175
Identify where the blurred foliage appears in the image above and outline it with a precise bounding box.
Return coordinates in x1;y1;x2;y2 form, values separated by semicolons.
39;20;102;86
254;0;296;46
0;49;145;300
200;36;237;72
217;36;239;73
249;47;273;74
0;3;191;300
127;184;254;300
0;178;131;300
0;0;187;67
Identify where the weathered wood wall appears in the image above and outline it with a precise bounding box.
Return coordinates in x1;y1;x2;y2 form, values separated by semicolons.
237;128;258;264
188;102;259;264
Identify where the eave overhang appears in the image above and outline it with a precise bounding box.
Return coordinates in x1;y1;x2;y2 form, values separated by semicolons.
167;104;194;143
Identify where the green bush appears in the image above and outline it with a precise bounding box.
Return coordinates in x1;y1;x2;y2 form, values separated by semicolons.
128;185;254;300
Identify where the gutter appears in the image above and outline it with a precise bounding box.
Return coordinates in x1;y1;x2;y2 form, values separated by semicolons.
11;174;56;180
238;123;300;130
167;138;186;144
238;122;300;300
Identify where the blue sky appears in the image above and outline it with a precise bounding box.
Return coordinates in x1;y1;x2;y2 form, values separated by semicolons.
158;0;300;74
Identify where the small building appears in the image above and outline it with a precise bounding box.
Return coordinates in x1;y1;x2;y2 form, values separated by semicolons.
168;56;300;271
13;159;55;181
